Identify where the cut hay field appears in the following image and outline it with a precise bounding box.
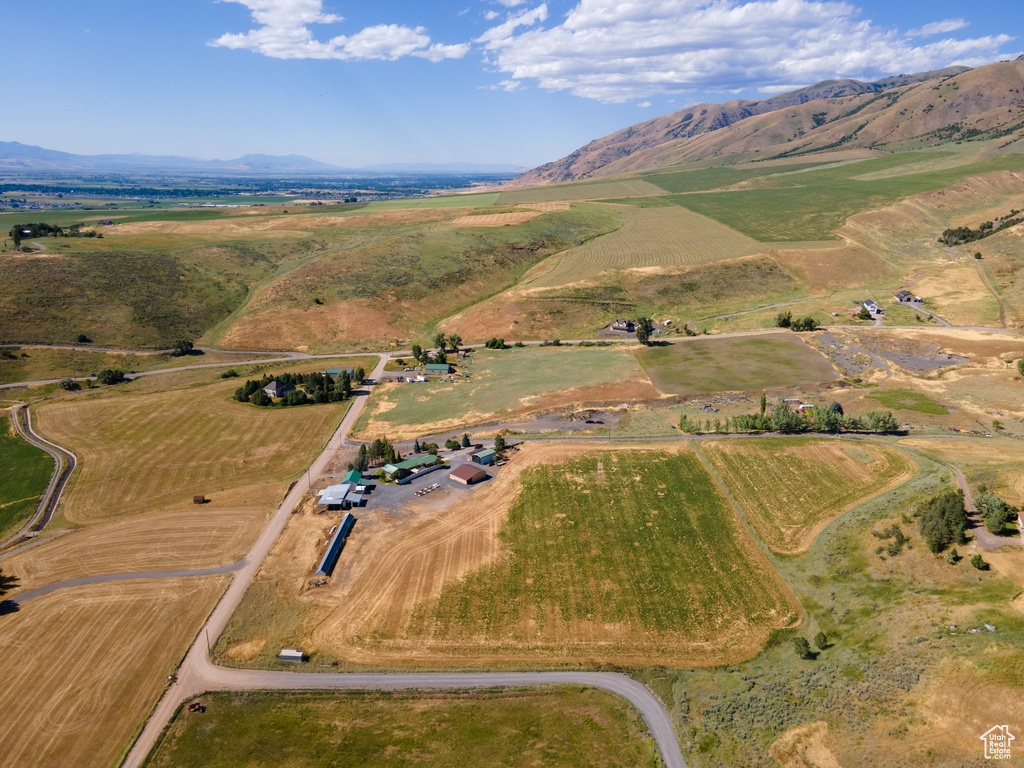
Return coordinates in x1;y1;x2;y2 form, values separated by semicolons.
0;577;228;768
2;481;283;594
0;411;54;540
497;179;667;204
523;206;764;290
637;334;839;395
284;444;798;668
354;346;660;439
363;192;500;209
703;438;917;554
34;378;351;524
146;687;660;768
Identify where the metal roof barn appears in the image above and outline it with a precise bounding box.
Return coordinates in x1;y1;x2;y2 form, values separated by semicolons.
315;512;356;577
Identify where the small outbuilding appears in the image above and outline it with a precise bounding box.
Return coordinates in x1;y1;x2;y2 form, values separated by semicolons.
471;449;496;466
193;495;207;505
343;470;362;485
610;318;635;332
450;464;488;485
279;648;305;663
318;483;352;510
425;363;452;374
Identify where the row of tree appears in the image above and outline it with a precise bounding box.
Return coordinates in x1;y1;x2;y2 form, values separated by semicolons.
233;369;364;407
353;438;401;472
776;311;820;331
409;333;463;364
679;398;900;435
8;222;102;247
917;489;969;554
939;208;1022;246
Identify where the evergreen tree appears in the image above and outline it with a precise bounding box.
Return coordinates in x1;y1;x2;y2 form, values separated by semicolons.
461;433;470;448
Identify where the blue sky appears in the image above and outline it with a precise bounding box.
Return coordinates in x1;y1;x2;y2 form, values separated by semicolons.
2;0;1019;168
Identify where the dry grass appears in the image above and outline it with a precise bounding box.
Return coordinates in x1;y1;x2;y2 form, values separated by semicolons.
771;243;898;289
524;206;763;290
34;378;348;524
231;442;799;669
3;482;283;594
496;179;667;204
450;212;543;227
911;262;1001;327
0;577;228;768
769;722;843;768
704;438;916;554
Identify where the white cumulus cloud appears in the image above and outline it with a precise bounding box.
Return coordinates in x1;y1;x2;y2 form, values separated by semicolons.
907;19;970;37
478;0;1017;102
212;0;468;61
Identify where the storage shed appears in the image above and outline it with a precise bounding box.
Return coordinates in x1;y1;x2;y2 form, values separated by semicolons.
450;464;488;485
471;449;496;466
315;512;356;577
425;363;452;374
317;483;352;510
279;648;305;663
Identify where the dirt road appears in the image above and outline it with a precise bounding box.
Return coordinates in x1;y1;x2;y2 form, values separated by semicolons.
953;467;1024;551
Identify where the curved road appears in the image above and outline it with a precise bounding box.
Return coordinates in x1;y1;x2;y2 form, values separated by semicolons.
1;405;77;550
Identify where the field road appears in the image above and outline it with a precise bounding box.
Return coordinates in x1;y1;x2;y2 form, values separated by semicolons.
0;405;76;550
953;467;1024;551
112;350;687;768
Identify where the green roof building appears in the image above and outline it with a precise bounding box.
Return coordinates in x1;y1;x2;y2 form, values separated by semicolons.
425;363;452;374
343;470;362;484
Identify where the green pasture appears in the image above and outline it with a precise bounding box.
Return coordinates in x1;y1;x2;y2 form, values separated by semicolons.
144;688;660;768
865;388;949;415
0;415;54;539
419;450;796;646
355;345;647;435
638;334;838;395
496;179;667;204
669;153;1024;241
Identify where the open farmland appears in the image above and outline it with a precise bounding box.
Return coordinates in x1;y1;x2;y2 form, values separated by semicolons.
638;334;838;395
703;438;916;554
33;377;353;525
0;412;54;540
496;179;667;204
273;444;799;669
0;577;228;768
524;206;764;290
671;154;1024;241
354;346;660;439
146;687;659;768
2;481;284;594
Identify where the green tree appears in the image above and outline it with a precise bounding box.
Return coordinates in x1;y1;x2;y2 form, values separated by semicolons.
171;338;194;357
493;433;506;458
0;566;17;599
433;332;446;352
759;392;767;418
448;334;462;352
95;368;125;385
635;317;654;346
250;389;271;407
355;444;369;472
857;307;872;321
814;631;829;651
828;401;844;416
352;367;365;385
978;491;1011;535
445;438;461;450
793;637;814;659
971;553;988;570
76;333;91;343
461;433;470;448
411;344;422;362
58;378;80;391
11;228;21;248
1017;359;1024;377
918;489;968;553
775;310;792;328
413;438;421;453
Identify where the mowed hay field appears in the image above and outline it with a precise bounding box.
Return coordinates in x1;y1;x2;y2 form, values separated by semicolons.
34;379;350;524
147;688;660;768
524;206;764;289
704;438;917;554
0;412;54;540
496;179;667;204
302;444;799;668
355;346;662;439
638;333;839;395
2;481;285;594
0;577;228;768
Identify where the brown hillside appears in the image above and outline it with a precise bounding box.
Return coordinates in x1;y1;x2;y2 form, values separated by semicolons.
511;61;1024;186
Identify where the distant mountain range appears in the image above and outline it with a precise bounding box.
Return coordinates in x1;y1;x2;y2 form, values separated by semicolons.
0;142;523;175
510;60;1024;187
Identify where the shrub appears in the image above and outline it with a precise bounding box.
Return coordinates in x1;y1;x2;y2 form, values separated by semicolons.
971;553;988;570
814;632;830;651
857;307;872;320
220;368;239;379
775;310;792;328
58;378;80;391
95;368;125;385
76;333;91;343
445;439;461;450
793;637;815;659
171;338;194;357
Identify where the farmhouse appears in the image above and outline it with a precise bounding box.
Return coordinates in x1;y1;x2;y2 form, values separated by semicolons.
471;448;496;466
611;318;635;332
263;380;295;398
862;301;879;314
425;363;452;374
450;464;488;485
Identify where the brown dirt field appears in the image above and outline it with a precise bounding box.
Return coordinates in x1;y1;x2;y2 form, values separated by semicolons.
704;440;916;554
0;576;228;768
771;243;897;288
450;212;543;227
218;298;408;350
236;441;798;669
911;263;997;326
34;379;346;524
3;481;282;594
885;329;1024;365
769;722;844;768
